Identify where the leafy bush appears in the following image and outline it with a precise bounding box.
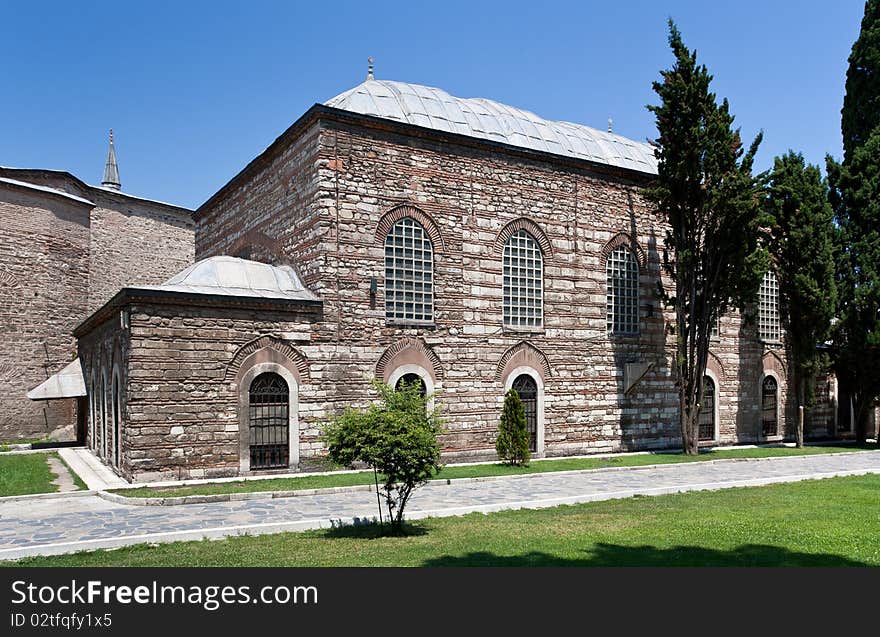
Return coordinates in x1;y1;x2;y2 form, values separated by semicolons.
496;389;530;466
325;379;443;531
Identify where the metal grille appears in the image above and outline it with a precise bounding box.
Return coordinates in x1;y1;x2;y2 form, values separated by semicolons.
711;314;720;339
698;376;715;441
512;374;538;452
606;246;639;335
384;217;434;324
762;376;778;436
395;372;427;397
759;270;780;342
248;372;289;470
503;230;543;328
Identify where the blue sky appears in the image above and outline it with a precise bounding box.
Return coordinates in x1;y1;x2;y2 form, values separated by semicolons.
1;1;866;209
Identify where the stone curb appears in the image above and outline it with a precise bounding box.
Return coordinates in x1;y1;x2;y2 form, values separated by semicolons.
0;490;97;504
96;449;879;507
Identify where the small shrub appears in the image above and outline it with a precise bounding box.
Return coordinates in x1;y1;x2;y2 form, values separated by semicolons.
496;389;530;466
325;379;443;532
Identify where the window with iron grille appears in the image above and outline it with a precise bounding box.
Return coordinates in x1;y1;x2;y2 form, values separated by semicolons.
710;314;721;339
759;270;780;342
503;229;543;328
384;217;434;324
512;374;538;452
249;372;289;470
606;246;639;335
762;375;778;436
698;375;716;441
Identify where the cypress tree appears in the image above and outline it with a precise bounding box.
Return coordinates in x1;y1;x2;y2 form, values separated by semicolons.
842;1;880;161
645;20;768;455
766;152;837;447
496;389;530;466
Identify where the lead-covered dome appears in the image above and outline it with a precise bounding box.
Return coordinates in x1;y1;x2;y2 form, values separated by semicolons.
325;79;657;175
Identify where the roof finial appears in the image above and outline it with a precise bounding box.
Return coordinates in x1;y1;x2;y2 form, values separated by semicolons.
608;117;613;133
367;56;374;81
101;128;121;191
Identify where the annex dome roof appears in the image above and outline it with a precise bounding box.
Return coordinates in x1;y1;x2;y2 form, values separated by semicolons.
325;79;658;175
140;256;319;302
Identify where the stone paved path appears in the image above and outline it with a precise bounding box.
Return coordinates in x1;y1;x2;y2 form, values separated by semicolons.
46;456;78;493
1;451;879;560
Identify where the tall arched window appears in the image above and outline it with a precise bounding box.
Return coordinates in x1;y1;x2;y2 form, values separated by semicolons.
503;229;543;328
762;376;778;436
395;372;427;397
112;371;121;467
759;270;780;342
698;375;716;441
606;246;639;335
248;372;290;470
511;374;538;452
384;217;434;324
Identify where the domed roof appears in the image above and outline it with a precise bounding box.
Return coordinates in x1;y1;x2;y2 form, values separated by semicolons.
325;79;657;175
140;256;319;301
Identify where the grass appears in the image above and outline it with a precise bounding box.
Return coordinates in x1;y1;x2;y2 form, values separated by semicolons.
10;473;880;567
113;443;874;499
0;452;61;497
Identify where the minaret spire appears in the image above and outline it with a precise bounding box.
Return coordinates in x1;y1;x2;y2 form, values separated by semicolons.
367;56;374;81
101;129;121;191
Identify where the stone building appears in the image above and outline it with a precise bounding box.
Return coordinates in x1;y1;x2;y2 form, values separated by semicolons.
0;134;194;441
72;77;867;482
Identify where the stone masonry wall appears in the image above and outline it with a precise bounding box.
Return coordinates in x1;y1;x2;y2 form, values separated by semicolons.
195;117;793;468
88;193;194;312
0;185;90;440
117;303;321;481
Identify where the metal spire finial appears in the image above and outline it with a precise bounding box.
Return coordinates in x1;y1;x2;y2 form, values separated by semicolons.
367;56;374;81
608;117;613;133
101;128;121;191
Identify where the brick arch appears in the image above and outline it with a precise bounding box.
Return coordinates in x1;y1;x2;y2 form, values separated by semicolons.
495;341;552;384
762;350;787;379
600;232;647;268
493;218;553;257
375;204;445;252
228;229;285;265
0;270;20;293
706;351;726;382
375;337;444;383
225;335;310;382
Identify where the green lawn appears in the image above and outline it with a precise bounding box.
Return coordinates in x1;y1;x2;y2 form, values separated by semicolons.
12;474;880;566
114;444;873;499
0;453;62;497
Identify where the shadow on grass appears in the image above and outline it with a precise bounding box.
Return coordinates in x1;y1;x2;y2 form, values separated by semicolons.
323;520;429;539
421;543;870;567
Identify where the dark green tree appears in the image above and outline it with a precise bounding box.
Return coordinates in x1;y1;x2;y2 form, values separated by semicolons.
325;379;443;532
827;129;880;445
766;152;837;447
645;20;769;455
842;1;880;161
496;389;530;466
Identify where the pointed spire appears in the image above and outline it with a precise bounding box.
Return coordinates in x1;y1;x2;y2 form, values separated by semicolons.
367;56;374;81
607;117;613;133
102;129;121;191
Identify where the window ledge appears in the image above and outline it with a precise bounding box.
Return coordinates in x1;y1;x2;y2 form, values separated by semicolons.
503;326;545;336
385;321;437;330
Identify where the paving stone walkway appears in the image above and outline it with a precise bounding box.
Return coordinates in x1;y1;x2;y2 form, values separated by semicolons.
1;450;879;561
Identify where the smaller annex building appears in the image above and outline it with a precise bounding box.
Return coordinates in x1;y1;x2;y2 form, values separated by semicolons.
75;256;321;481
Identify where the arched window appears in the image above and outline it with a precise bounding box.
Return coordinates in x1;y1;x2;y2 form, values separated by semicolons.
100;372;107;459
606;246;639;335
512;374;538;452
384;217;434;324
248;372;290;470
112;371;121;467
698;375;716;441
759;270;780;342
762;376;778;436
395;372;427;397
503;229;543;328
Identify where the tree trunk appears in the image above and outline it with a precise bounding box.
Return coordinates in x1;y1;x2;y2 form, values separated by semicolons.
681;402;700;456
854;394;868;446
795;372;805;448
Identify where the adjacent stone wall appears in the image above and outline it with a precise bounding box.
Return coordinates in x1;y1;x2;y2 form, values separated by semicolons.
0;184;90;440
88;192;194;312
